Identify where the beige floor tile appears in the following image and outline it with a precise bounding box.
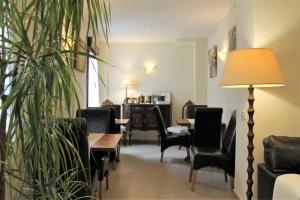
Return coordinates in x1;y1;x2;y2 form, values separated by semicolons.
103;144;238;200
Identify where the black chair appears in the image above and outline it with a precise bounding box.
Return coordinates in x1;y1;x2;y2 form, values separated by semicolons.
76;108;116;133
90;151;110;200
192;107;223;149
152;105;191;162
76;108;115;196
58;118;109;199
102;104;121;119
190;111;236;191
77;107;119;161
185;104;207;119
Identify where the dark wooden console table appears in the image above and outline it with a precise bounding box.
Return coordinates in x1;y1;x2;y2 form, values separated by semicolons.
122;103;172;144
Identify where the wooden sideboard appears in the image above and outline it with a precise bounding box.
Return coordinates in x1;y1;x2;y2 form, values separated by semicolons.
123;104;172;132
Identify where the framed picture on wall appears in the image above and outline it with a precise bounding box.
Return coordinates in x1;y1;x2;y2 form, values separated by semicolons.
159;91;171;104
208;45;217;78
228;25;237;51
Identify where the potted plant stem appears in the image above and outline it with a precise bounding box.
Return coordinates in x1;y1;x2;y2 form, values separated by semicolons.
0;0;110;199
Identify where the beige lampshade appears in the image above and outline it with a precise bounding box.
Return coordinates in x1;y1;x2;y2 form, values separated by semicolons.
220;48;286;88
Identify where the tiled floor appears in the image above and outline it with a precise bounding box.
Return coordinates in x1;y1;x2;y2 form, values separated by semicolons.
104;144;238;199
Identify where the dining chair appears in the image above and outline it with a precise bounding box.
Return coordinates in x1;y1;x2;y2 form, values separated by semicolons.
58;118;109;199
185;104;208;119
182;100;194;119
76;108;116;192
102;104;121;119
190;110;236;191
76;108;112;133
192;107;223;150
152;105;191;162
166;100;196;136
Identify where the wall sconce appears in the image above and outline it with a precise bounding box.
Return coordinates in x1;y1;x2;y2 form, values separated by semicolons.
62;35;75;50
144;63;157;74
218;49;228;62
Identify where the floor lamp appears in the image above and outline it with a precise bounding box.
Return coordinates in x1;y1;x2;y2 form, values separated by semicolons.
220;48;285;200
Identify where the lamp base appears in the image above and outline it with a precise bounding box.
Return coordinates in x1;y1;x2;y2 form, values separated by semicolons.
247;86;255;200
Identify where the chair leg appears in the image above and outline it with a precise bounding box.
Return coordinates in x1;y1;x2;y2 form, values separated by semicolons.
98;180;103;200
160;151;164;163
184;147;191;162
129;132;132;145
191;170;198;192
191;145;195;156
113;159;117;170
187;147;190;157
189;162;193;182
116;145;120;162
230;176;234;190
224;172;228;182
123;129;127;146
106;175;109;190
157;135;160;146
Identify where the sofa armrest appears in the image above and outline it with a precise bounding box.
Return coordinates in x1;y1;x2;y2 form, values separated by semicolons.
257;164;285;200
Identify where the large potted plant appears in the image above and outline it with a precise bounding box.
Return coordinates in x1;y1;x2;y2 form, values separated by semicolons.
0;0;110;199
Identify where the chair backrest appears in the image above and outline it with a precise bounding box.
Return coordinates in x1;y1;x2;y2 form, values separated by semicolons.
102;104;121;119
152;105;167;139
77;108;115;133
102;99;114;106
193;107;223;148
58;118;90;198
186;104;208;119
106;107;117;133
222;110;236;159
182;100;194;119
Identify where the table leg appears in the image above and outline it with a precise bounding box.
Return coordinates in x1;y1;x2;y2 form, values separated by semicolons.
116;145;120;162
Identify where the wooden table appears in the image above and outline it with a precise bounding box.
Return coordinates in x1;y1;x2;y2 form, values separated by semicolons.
89;133;122;151
115;118;129;126
88;133;122;168
176;118;195;128
115;118;130;145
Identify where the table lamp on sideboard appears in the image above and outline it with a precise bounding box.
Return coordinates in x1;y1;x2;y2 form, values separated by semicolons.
120;79;132;103
220;48;286;200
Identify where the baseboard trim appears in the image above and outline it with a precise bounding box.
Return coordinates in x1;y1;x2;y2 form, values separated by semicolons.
126;139;159;145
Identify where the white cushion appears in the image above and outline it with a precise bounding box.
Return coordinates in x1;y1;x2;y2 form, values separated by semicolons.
167;126;189;134
273;174;300;200
120;125;126;132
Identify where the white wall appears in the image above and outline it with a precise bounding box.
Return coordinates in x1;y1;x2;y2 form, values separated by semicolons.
207;0;300;199
207;4;244;122
250;0;300;198
99;41;207;126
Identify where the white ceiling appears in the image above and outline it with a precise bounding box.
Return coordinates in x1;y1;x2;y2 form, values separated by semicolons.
108;0;234;42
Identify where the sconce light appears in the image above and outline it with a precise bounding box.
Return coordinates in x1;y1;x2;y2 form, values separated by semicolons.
62;35;75;50
218;49;228;62
144;63;157;74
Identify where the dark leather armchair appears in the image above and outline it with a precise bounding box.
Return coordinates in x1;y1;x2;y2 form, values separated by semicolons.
152;105;190;162
190;110;236;191
258;135;300;200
